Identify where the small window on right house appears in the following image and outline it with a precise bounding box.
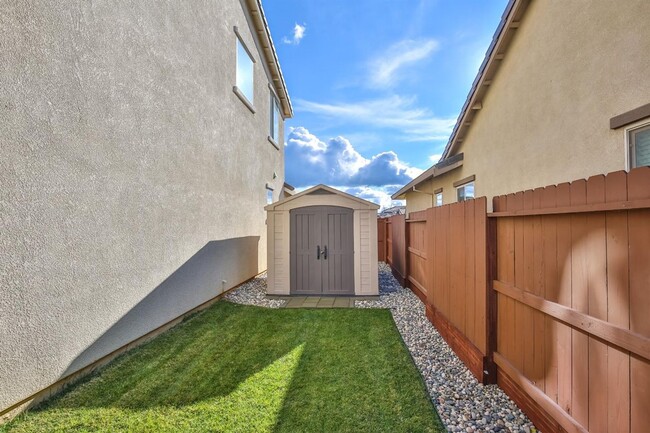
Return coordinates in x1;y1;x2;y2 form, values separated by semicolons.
629;124;650;168
435;192;443;206
456;181;475;202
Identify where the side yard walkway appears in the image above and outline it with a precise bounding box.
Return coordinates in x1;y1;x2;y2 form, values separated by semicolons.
228;264;538;433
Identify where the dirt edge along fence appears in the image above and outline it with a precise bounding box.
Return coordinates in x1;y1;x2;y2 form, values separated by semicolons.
378;167;650;433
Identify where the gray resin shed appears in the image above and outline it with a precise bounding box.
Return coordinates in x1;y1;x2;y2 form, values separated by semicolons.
265;185;379;296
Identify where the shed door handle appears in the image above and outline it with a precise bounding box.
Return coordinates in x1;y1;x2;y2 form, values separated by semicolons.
322;245;328;260
316;245;321;260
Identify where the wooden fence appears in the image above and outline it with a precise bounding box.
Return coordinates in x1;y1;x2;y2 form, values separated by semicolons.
377;218;387;262
380;168;650;433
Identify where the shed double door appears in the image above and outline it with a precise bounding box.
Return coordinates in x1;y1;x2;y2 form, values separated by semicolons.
290;206;354;295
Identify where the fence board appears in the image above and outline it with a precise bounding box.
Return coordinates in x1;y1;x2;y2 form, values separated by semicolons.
605;171;630;433
449;201;465;334
542;186;559;404
585;175;608;433
569;179;589;429
475;199;488;355
556;182;573;417
377;218;386;262
628;167;650;433
465;200;476;349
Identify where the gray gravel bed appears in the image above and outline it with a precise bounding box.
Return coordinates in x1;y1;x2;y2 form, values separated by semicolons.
224;272;286;308
356;263;538;433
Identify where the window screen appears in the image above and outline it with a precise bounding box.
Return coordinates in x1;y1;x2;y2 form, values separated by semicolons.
631;125;650;168
270;96;281;143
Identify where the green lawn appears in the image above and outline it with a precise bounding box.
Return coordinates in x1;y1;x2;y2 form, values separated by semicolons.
2;301;443;433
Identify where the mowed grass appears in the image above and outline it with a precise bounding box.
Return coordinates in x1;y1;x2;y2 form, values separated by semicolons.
2;301;444;433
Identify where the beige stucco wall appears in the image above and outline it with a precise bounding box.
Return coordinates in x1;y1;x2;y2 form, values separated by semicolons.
0;0;286;413
406;0;650;214
267;192;379;296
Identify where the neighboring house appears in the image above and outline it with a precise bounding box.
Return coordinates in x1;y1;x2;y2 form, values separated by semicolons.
393;0;650;214
281;181;296;199
0;0;291;418
378;205;406;218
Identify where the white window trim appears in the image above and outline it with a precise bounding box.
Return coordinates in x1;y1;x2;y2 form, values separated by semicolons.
233;26;256;113
268;88;282;150
435;192;443;207
625;119;650;171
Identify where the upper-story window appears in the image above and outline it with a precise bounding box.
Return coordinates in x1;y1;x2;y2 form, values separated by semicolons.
266;187;274;204
435;191;443;207
270;95;282;145
629;123;650;168
456;181;475;202
454;175;475;202
236;37;254;104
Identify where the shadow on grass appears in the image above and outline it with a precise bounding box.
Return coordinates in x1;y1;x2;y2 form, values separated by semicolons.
5;302;444;433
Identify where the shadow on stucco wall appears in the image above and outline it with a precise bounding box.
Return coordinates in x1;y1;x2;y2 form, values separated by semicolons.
62;236;259;378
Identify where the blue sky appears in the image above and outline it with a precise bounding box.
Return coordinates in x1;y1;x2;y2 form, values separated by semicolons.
263;0;508;208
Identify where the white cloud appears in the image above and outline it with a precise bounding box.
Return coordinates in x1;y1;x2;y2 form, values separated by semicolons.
341;186;405;210
285;127;422;188
294;95;456;142
429;153;442;163
282;23;306;45
369;39;439;88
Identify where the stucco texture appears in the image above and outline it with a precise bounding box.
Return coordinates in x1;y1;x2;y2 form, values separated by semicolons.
406;0;650;213
0;0;285;412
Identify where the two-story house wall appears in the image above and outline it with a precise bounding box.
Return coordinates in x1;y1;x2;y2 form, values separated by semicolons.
393;0;650;213
0;0;291;417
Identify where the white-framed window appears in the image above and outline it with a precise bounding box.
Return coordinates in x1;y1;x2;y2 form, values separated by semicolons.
628;123;650;169
456;181;475;202
236;36;254;104
266;187;274;205
270;95;282;145
435;192;443;207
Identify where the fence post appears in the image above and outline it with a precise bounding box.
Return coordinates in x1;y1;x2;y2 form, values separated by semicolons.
404;216;410;290
484;214;498;384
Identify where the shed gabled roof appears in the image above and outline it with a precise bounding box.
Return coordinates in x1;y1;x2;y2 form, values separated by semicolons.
265;184;380;211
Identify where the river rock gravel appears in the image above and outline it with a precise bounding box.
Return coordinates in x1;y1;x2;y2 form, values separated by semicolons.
356;263;538;433
224;272;286;308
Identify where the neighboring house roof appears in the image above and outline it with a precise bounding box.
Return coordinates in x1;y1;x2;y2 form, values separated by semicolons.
244;0;293;118
392;153;464;199
265;184;380;211
378;206;405;218
391;0;530;199
282;182;295;196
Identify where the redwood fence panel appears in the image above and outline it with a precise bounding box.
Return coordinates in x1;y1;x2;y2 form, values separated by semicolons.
425;197;491;382
406;210;429;302
380;167;650;433
388;214;407;285
491;168;650;433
